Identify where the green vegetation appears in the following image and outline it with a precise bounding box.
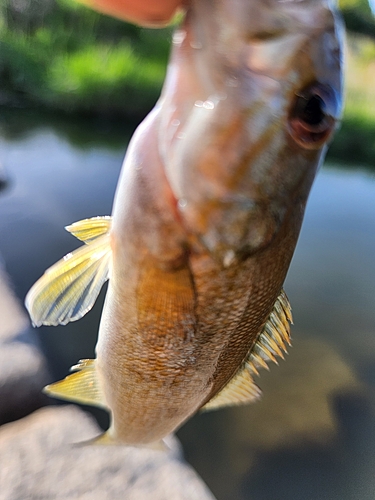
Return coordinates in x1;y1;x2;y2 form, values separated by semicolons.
0;0;172;119
328;33;375;165
0;0;374;164
340;0;375;39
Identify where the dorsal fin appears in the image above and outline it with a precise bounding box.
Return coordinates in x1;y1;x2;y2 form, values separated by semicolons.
43;358;108;409
246;289;292;376
202;366;261;411
202;289;292;411
25;216;112;327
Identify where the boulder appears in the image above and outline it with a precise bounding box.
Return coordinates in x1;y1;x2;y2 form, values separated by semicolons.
0;162;7;191
0;266;49;424
0;405;216;500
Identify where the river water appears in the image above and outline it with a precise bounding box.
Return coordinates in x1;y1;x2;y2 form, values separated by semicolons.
0;111;374;500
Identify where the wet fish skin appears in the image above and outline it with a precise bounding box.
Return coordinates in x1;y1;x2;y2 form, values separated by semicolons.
160;0;343;261
26;0;343;447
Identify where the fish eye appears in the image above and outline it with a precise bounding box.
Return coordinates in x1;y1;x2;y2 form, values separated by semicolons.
288;82;339;149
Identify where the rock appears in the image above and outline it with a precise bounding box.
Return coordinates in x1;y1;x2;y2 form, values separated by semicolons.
0;162;7;192
0;266;49;424
0;405;216;500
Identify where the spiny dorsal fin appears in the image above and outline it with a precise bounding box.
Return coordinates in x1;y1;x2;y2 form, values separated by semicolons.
43;358;108;409
202;289;292;411
202;367;261;411
246;288;292;376
25;216;112;327
65;216;112;244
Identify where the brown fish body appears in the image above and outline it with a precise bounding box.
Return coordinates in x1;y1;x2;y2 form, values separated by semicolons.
26;0;344;446
99;114;305;444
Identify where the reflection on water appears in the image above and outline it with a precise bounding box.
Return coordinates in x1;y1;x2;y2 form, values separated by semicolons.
0;111;374;500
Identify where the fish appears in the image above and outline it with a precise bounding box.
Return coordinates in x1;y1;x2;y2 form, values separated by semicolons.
25;0;344;448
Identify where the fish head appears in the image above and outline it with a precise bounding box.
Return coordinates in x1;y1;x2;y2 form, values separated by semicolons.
159;0;344;264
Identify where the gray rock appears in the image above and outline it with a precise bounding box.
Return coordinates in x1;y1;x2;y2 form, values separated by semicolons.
0;162;7;192
0;267;49;424
0;405;216;500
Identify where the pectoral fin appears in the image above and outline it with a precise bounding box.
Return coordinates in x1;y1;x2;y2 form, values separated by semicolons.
25;216;112;327
65;216;112;243
44;358;108;409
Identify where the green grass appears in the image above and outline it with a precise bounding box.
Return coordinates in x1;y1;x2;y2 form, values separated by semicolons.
47;44;166;116
0;0;171;118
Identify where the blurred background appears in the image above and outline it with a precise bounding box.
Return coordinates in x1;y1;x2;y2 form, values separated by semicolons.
0;0;374;499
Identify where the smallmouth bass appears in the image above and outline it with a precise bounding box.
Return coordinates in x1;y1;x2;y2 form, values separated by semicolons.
26;0;344;448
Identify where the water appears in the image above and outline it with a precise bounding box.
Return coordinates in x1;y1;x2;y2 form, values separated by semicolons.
0;111;374;500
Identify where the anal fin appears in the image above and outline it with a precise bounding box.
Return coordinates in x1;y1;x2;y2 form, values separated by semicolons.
44;359;108;409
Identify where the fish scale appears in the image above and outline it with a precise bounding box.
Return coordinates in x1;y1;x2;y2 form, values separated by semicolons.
196;208;300;400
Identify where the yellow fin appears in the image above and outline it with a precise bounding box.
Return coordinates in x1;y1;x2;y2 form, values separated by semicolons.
77;432;168;452
202;367;261;411
43;358;108;409
246;288;292;376
203;289;292;412
65;216;112;244
145;440;169;452
76;431;116;447
25;219;112;327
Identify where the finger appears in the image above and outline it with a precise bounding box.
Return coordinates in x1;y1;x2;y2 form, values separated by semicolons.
80;0;185;26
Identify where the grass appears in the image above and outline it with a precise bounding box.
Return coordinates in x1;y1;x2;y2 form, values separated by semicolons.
0;0;171;118
47;44;166;116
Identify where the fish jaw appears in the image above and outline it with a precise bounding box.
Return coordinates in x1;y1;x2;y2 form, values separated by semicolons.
158;0;344;264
